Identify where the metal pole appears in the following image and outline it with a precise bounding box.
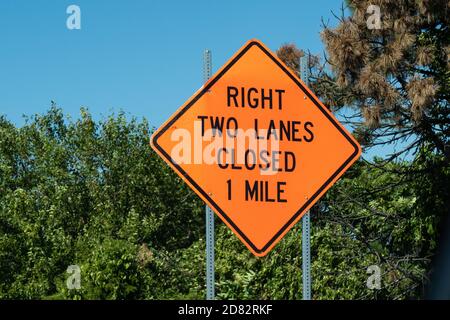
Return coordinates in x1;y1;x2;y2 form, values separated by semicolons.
302;212;311;300
204;49;215;300
300;54;311;300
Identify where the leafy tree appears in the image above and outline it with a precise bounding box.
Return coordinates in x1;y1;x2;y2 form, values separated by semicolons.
0;104;444;299
0;106;203;299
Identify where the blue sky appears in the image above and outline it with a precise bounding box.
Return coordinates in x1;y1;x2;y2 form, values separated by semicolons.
0;1;408;159
0;0;345;124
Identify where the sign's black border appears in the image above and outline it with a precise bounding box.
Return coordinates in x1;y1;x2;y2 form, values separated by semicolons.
152;41;360;255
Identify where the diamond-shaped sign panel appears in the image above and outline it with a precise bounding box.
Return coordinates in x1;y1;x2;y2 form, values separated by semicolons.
151;40;361;256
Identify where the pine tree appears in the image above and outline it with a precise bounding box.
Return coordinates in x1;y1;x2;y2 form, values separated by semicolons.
317;0;449;162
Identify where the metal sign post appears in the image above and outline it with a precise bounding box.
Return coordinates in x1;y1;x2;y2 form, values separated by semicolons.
300;55;311;300
302;212;311;300
204;49;215;300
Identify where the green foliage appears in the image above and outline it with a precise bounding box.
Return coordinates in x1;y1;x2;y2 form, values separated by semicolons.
0;106;202;299
0;106;446;299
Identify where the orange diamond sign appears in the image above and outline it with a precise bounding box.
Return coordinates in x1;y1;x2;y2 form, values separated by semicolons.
151;39;361;256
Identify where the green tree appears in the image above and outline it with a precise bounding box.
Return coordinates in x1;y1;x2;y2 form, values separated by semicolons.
0;106;203;299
